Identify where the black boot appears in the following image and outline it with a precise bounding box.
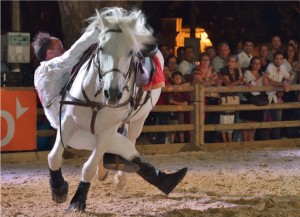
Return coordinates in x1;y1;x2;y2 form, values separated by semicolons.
49;168;69;203
132;156;188;195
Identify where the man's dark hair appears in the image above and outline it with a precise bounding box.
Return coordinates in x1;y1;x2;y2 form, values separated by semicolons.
184;45;194;52
32;32;52;61
273;51;284;59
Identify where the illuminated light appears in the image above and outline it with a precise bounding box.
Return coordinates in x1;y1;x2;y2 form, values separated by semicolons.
178;106;182;111
174;18;212;53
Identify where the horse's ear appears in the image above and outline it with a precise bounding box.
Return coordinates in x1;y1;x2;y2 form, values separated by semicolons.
101;17;110;28
129;10;142;28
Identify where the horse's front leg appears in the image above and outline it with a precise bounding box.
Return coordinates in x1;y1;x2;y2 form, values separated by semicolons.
48;117;76;203
67;128;113;212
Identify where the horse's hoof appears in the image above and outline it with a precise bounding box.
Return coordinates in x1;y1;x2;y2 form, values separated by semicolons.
97;170;109;181
66;202;86;213
51;181;69;203
112;172;127;190
103;153;140;173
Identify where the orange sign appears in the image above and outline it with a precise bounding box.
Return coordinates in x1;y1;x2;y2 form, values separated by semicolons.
1;88;37;151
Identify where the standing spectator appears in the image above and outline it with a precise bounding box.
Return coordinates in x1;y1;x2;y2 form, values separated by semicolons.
287;39;298;50
212;42;231;73
267;35;283;61
281;44;298;137
239;57;269;141
235;39;244;54
176;46;184;64
259;43;271;72
205;46;217;63
163;55;178;85
219;55;246;142
266;52;293;139
168;71;190;143
178;46;197;82
154;56;179;144
237;40;254;71
159;44;171;61
192;53;222;143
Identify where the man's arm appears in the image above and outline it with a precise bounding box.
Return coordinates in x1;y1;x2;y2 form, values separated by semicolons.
46;29;100;71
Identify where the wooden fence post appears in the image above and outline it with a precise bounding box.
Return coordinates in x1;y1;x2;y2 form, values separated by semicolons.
199;84;205;146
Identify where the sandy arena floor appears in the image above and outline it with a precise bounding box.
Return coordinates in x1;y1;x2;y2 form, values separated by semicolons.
1;147;300;217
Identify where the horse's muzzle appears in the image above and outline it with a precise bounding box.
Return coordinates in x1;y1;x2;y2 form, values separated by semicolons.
104;88;123;106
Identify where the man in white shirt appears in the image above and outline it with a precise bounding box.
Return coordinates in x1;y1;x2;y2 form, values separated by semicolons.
178;45;197;81
265;52;292;139
237;40;253;71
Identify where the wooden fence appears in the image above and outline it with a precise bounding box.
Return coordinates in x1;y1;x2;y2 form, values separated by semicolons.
37;84;300;154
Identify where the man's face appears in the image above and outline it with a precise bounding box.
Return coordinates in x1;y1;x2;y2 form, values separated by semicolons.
259;45;269;58
271;36;281;50
47;37;65;60
219;45;230;59
184;47;195;62
244;42;253;55
273;54;284;67
160;45;170;59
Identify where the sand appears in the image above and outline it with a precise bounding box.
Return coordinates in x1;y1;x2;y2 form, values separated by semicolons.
1;147;300;217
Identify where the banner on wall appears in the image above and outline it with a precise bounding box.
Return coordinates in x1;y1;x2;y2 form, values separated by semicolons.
1;88;37;151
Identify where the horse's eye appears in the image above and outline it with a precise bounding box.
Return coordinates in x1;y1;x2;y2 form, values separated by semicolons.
99;47;104;53
129;51;133;57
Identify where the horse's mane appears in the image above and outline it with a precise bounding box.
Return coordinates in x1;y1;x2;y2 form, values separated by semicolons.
85;7;155;53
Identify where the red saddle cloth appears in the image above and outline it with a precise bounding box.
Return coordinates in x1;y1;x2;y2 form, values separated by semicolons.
143;55;165;90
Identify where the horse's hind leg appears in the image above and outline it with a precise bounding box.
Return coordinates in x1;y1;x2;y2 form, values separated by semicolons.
48;117;76;203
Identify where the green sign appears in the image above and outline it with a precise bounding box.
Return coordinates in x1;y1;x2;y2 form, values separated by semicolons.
9;35;30;46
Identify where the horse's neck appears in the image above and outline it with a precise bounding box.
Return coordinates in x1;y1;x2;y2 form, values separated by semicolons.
70;62;101;101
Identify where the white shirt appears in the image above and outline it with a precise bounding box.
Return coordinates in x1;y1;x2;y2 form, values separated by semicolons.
34;30;100;128
243;70;263;96
237;51;252;69
178;60;197;75
266;63;290;103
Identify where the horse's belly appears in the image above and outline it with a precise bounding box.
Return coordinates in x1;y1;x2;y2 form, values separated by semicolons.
69;105;130;133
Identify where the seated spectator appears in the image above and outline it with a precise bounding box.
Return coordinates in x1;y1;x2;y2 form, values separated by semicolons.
239;57;269;141
219;55;246;142
168;71;190;143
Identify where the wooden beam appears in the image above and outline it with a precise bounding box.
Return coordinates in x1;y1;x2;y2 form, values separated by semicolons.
151;105;194;112
142;124;194;132
201;138;300;152
205;120;300;131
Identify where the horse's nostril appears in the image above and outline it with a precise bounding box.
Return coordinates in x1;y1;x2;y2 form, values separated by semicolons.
117;92;122;100
104;90;109;99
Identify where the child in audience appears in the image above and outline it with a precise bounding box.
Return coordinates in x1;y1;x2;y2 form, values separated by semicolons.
168;71;189;143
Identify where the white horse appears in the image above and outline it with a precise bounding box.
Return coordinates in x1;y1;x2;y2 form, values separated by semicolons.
48;7;187;212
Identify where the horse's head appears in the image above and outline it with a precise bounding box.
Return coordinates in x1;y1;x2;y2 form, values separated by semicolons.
87;7;155;107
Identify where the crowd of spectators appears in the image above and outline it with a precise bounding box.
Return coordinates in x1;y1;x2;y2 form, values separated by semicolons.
152;35;300;144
